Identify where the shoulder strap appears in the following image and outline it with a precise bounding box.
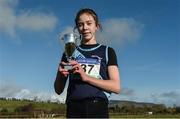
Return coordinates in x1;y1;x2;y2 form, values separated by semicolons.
105;46;109;65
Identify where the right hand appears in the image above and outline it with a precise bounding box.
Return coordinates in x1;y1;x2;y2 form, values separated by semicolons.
59;61;70;77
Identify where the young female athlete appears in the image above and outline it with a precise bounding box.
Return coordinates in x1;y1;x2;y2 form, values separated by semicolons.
54;8;121;118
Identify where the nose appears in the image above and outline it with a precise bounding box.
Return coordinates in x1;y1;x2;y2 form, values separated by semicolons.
83;23;88;30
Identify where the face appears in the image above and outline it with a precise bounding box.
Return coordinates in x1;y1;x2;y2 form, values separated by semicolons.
77;13;99;43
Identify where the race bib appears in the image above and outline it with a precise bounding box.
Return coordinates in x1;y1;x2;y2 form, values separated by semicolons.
77;58;101;79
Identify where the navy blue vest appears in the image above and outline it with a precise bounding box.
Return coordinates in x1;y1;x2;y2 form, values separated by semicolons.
66;44;111;102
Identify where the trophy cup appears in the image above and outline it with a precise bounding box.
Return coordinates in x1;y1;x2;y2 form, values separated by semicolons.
60;33;77;70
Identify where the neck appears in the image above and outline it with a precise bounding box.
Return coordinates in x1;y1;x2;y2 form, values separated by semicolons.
81;38;97;45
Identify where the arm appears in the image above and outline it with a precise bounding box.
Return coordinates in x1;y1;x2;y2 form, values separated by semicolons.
71;60;121;94
82;65;120;94
54;62;69;95
54;71;67;95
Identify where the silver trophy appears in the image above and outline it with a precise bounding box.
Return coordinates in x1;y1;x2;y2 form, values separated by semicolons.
60;33;78;70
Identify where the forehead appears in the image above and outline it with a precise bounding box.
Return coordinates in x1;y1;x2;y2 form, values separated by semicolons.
78;13;95;23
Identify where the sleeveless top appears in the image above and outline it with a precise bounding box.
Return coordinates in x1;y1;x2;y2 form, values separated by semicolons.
61;44;117;103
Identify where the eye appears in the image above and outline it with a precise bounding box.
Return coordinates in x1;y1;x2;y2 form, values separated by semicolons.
77;23;83;27
87;22;92;25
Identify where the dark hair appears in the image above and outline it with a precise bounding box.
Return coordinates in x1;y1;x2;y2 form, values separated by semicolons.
74;8;102;30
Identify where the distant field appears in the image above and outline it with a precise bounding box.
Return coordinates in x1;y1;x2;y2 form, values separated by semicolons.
112;118;180;119
2;114;180;118
1;99;179;118
109;113;180;118
0;99;65;112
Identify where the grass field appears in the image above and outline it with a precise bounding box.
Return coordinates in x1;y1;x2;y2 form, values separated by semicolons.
1;114;180;118
1;99;180;118
109;114;180;119
0;99;65;112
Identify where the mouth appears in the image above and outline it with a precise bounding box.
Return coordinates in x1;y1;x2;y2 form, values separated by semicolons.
82;32;91;36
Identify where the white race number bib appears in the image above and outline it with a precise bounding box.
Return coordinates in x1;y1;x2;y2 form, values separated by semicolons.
77;58;101;79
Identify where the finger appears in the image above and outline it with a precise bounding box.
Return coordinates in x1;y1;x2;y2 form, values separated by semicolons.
62;71;69;75
72;64;80;70
60;69;69;76
59;66;68;72
60;61;68;66
59;68;67;72
69;60;78;65
59;66;67;71
73;69;80;74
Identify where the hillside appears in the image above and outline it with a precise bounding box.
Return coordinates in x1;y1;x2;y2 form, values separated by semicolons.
0;98;66;115
109;100;164;108
0;98;180;118
0;98;163;109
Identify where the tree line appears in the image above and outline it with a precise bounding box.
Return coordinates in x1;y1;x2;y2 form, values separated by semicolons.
109;104;180;115
0;97;180;118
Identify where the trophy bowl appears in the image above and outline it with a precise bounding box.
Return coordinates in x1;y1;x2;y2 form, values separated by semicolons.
60;33;77;70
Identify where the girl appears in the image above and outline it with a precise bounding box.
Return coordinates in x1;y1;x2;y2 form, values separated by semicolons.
54;8;120;118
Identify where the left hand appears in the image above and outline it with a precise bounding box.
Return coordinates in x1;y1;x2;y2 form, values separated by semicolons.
69;60;88;82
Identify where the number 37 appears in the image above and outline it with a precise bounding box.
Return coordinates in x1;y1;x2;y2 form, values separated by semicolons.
81;64;94;74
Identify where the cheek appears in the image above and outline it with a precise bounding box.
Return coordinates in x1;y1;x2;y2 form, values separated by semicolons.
78;27;83;33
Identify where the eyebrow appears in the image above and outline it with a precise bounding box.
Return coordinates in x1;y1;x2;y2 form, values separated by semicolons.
78;20;94;23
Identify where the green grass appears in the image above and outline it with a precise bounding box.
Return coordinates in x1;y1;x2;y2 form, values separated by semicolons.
1;99;180;118
109;113;180;118
0;99;66;113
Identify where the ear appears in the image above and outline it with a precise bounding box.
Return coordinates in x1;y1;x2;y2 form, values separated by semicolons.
96;24;100;31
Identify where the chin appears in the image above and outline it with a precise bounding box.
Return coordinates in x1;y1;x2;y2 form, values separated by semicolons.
82;38;90;43
83;35;93;41
82;36;91;41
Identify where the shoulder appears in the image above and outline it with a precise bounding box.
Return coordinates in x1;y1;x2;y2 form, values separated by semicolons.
100;44;115;51
100;45;116;54
108;47;116;56
106;46;118;66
